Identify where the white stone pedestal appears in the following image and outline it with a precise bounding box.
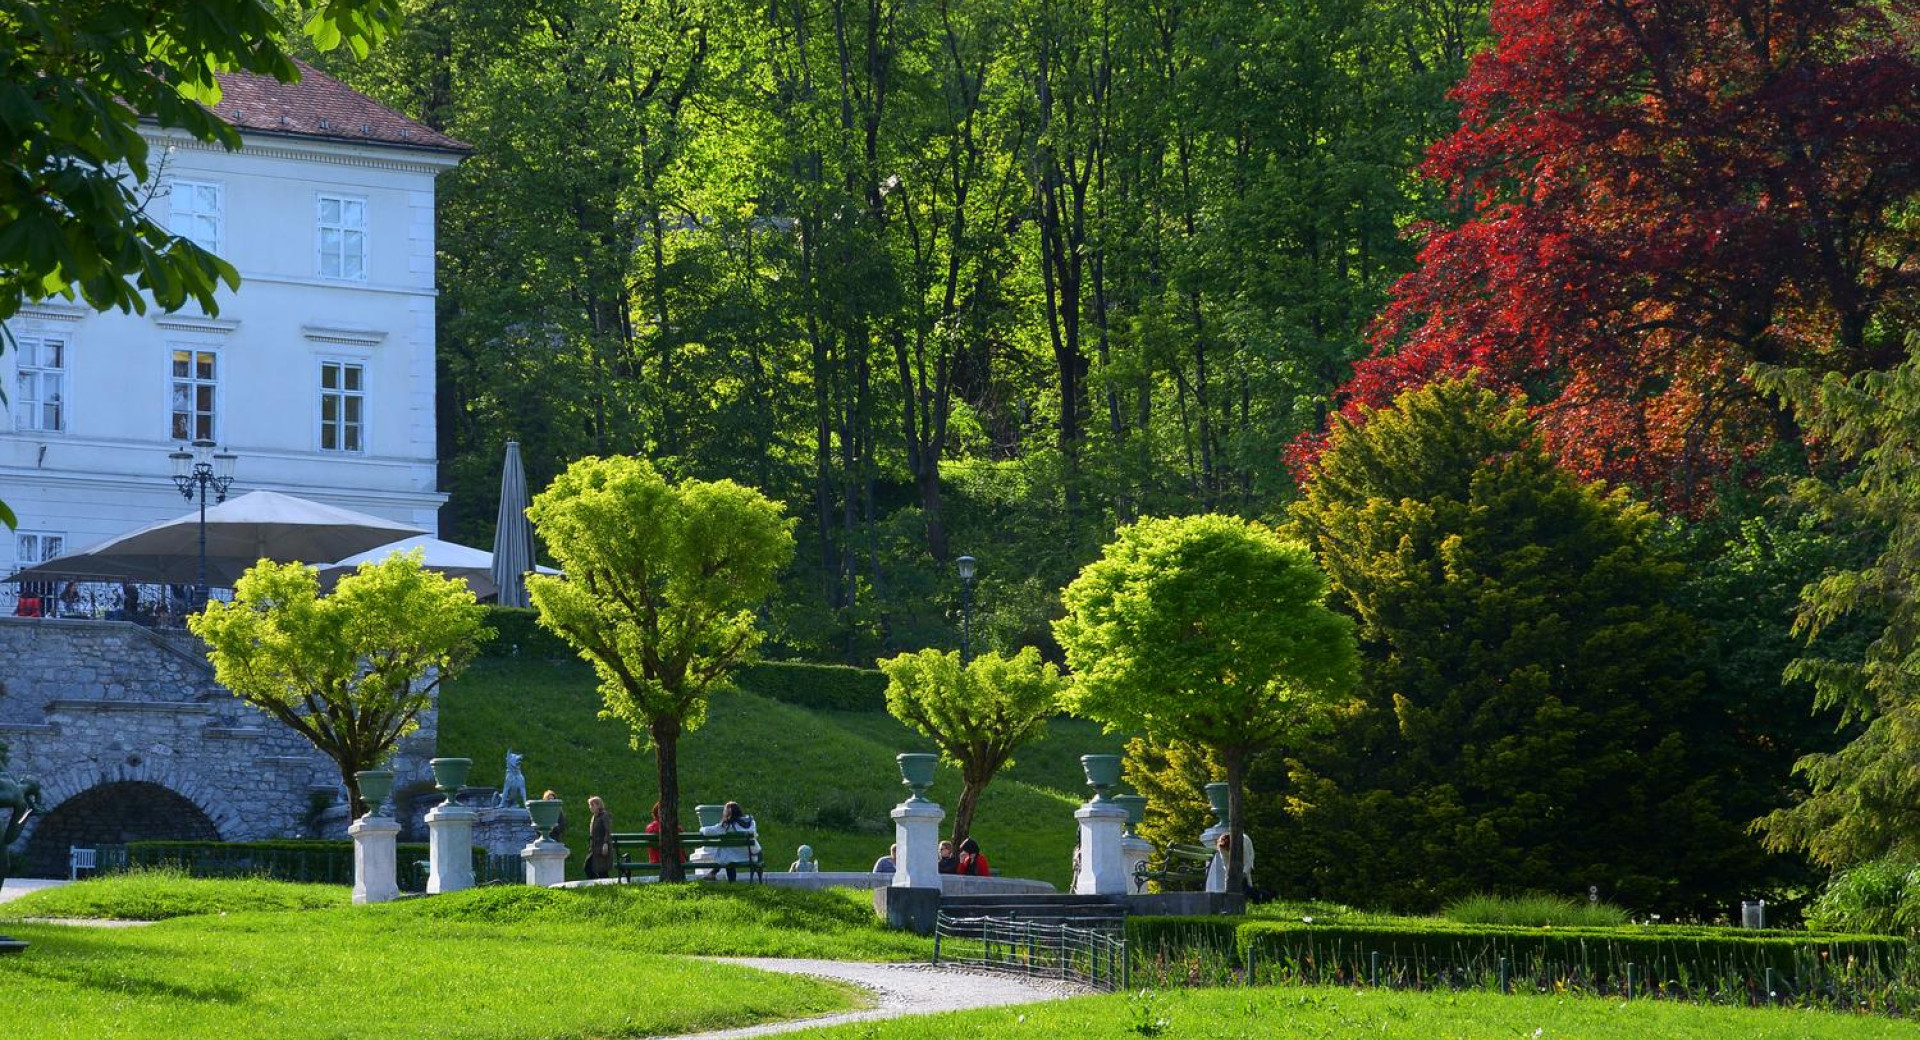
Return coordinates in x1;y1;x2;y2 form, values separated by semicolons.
1121;833;1153;894
349;816;401;905
1074;801;1130;896
890;799;946;890
521;838;568;888
425;803;477;894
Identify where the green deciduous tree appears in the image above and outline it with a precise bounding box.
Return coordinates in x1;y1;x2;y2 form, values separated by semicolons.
188;553;490;815
526;455;795;879
1754;335;1920;869
1055;513;1358;895
878;646;1066;843
1288;379;1729;913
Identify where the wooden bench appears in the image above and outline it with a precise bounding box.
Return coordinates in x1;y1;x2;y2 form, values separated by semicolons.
1132;842;1212;893
612;831;764;883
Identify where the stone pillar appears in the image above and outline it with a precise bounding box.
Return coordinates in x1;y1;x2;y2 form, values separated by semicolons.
522;838;568;888
890;799;946;890
425;802;477;894
350;815;401;905
474;806;536;859
1121;832;1153;894
1074;801;1130;896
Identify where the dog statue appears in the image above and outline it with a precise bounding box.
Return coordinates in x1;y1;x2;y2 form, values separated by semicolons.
496;751;528;809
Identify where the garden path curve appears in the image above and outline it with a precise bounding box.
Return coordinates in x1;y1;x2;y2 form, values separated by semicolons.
660;958;1086;1039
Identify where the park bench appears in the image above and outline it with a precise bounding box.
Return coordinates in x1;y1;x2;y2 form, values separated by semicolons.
1132;842;1212;893
612;831;764;883
69;846;97;881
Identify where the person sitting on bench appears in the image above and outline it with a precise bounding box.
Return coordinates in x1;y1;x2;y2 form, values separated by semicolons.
700;801;759;882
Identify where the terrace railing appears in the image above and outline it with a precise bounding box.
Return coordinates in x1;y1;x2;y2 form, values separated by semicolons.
933;912;1129;992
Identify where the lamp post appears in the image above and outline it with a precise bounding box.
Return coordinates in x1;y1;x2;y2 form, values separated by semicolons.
956;555;978;664
168;439;237;606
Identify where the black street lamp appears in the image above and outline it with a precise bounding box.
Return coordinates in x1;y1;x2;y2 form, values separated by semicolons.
957;555;978;664
169;439;237;606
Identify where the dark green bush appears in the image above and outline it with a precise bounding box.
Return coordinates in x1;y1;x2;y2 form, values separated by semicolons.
1234;918;1906;994
731;660;888;712
123;840;508;889
478;607;573;659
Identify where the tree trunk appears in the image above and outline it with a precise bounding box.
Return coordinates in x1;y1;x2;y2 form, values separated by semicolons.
1222;745;1248;897
952;771;987;845
340;761;366;821
654;717;685;882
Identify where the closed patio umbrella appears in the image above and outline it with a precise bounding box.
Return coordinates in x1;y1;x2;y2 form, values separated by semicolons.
6;490;423;587
491;441;535;608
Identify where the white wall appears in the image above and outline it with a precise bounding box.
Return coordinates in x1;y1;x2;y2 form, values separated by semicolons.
0;129;458;570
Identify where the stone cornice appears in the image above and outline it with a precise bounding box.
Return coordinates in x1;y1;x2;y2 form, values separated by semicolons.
145;127;462;176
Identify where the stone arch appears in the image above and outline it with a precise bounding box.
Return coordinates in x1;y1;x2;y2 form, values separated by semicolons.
23;781;222;878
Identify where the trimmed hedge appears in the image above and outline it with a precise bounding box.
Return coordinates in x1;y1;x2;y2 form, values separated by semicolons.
478;607;573;659
731;660;889;712
1129;915;1908;998
124;840;512;889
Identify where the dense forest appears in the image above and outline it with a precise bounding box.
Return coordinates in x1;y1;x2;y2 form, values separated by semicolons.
312;0;1484;660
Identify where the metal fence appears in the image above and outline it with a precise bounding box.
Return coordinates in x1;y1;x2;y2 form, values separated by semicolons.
933;912;1130;992
3;580;228;626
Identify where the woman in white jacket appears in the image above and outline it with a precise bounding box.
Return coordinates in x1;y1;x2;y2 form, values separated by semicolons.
701;801;759;882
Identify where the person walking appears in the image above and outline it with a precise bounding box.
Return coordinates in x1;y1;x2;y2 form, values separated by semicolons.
584;796;613;880
700;800;759;882
954;837;991;877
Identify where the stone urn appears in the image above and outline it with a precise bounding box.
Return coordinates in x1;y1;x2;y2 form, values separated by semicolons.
430;758;473;802
694;804;725;829
1080;754;1122;803
896;753;938;803
527;798;563;842
1113;794;1147;835
1204;781;1231;827
353;769;395;818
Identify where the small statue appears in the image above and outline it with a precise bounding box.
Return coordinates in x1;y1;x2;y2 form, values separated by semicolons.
789;844;820;873
495;750;527;808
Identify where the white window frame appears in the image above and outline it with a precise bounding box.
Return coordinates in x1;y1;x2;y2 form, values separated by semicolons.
317;358;368;454
168;179;224;254
13;330;68;433
315;193;369;281
15;531;65;566
168;345;220;443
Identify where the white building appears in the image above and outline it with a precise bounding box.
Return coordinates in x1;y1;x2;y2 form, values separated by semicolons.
1;63;466;579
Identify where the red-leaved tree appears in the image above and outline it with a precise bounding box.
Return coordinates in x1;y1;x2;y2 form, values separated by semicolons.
1295;0;1920;507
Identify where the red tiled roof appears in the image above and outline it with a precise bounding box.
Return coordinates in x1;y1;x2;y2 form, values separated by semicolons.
211;60;469;155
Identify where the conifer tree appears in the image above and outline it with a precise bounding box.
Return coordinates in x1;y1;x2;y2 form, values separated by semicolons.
1287;379;1732;912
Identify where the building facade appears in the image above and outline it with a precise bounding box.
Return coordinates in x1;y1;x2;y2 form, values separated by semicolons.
1;64;465;579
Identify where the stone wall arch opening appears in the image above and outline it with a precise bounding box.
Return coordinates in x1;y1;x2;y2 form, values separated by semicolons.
23;781;221;878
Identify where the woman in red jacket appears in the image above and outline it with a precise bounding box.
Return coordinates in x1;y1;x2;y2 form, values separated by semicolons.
954;837;991;877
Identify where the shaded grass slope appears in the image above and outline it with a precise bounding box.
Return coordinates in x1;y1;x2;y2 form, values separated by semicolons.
440;656;1126;886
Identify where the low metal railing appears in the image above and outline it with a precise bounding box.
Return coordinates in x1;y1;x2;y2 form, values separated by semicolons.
2;581;227;627
933;912;1130;991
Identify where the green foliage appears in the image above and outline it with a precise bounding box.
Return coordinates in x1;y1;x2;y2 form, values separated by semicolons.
1808;859;1920;940
735;660;889;712
1057;512;1358;892
1753;335;1920;868
1285;380;1734;914
0;0;403;320
188;553;489;813
527;456;795;743
879;647;1066;840
1121;737;1219;861
0;865;346;920
1442;892;1631;928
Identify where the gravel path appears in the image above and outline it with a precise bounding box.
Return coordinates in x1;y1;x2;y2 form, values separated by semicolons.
659;959;1087;1039
0;879;68;905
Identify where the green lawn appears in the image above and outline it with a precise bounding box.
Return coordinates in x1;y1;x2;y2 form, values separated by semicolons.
781;985;1920;1039
0;868;348;920
440;656;1127;887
